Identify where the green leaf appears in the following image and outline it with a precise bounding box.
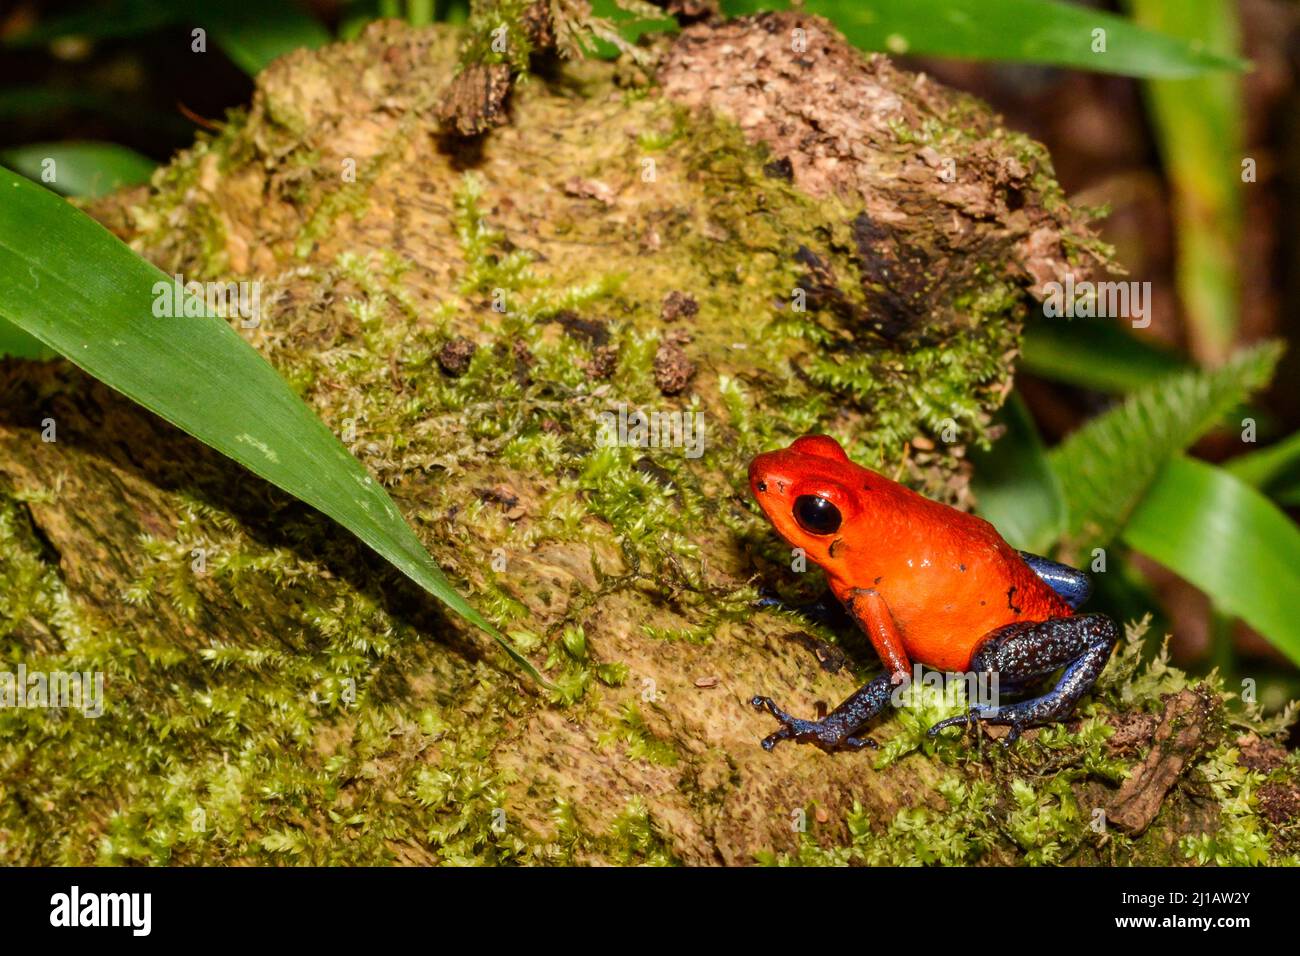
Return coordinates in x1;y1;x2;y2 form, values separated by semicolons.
0;166;545;685
582;0;680;59
0;141;154;358
407;0;436;27
1049;342;1281;557
1;141;155;199
208;5;332;75
719;0;1247;78
971;394;1064;553
1122;457;1300;668
1225;430;1300;503
1020;317;1185;393
1128;0;1244;361
0;87;195;141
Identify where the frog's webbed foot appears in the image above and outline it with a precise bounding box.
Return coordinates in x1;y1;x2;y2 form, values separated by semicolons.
750;696;878;753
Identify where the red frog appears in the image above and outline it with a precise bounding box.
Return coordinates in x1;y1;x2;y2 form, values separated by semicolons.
748;434;1117;753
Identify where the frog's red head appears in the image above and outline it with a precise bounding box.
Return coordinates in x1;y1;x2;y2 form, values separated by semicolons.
749;435;901;584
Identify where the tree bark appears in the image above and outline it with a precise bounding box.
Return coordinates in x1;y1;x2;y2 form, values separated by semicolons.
0;14;1293;866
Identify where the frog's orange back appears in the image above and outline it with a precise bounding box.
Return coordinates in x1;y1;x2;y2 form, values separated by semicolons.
749;435;1072;671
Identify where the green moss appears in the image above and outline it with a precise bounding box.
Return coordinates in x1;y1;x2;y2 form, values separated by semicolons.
601;796;678;865
0;467;563;864
0;498;73;644
598;701;679;767
132;117;248;277
1179;741;1274;866
456;0;538;74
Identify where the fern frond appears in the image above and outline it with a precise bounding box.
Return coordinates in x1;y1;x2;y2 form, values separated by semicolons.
1050;341;1282;558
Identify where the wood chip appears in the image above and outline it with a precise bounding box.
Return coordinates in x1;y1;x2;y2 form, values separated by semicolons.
1107;688;1215;834
437;62;512;137
563;177;616;206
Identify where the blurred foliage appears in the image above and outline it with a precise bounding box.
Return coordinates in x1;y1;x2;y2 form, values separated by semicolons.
1129;0;1245;364
4;0;329;74
1123;457;1300;667
0;141;153;197
722;0;1247;77
1050;343;1280;557
1228;430;1300;506
970;394;1064;553
1020;316;1185;393
975;344;1300;672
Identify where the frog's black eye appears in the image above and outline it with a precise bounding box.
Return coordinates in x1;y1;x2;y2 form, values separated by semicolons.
793;494;841;536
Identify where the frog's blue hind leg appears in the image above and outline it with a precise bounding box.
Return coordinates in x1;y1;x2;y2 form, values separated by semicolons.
926;614;1118;746
1019;551;1093;610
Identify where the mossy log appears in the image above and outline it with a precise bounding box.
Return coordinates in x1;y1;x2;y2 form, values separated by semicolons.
1;14;1295;866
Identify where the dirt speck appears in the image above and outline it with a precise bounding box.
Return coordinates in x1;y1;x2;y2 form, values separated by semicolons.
1258;781;1300;825
437;336;477;377
1236;734;1288;772
660;290;699;323
476;483;526;521
584;344;619;380
654;341;695;395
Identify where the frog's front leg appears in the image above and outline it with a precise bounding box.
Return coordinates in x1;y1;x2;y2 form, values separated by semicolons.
842;587;911;683
751;588;909;752
927;613;1118;745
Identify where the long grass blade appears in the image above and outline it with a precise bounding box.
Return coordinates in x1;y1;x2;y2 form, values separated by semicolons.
0;167;544;685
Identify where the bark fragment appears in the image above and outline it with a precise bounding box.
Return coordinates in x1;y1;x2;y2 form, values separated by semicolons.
660;290;699;323
1107;688;1217;834
438;62;514;137
658;12;1106;308
437;0;555;137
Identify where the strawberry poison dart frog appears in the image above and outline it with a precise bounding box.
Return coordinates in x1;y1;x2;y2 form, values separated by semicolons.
748;435;1117;753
